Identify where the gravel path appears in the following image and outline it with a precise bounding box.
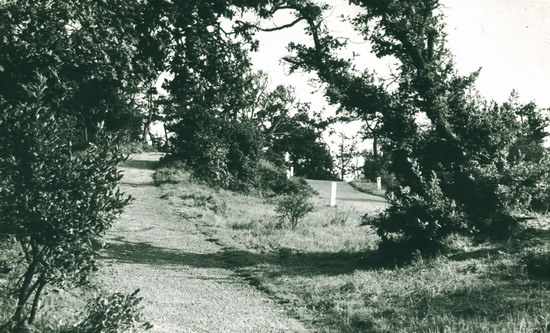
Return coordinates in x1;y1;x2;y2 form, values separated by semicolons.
97;153;308;333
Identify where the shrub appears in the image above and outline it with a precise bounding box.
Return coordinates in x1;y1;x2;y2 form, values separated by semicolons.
153;159;190;185
258;160;317;196
63;289;152;333
180;193;227;215
520;250;550;280
0;82;130;329
168;112;264;192
363;171;469;255
120;141;154;155
275;192;314;230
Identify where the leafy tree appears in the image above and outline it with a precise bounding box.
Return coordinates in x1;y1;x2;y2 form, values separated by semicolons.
160;4;335;188
0;78;130;330
334;132;360;180
0;0;164;328
256;85;336;180
151;1;266;191
252;0;550;251
169;110;265;191
0;0;166;143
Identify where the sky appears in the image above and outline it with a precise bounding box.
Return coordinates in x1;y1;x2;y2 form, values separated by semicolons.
248;0;550;115
443;0;550;107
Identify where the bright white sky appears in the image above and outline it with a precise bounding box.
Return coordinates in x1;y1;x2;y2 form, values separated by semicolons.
444;0;550;107
249;0;550;114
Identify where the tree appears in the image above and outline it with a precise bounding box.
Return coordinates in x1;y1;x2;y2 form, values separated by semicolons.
334;132;360;180
255;84;336;180
0;0;164;328
159;4;335;188
0;78;130;330
251;0;550;251
0;0;166;143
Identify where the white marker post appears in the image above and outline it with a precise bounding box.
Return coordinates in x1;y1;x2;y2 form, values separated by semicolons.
330;181;337;206
376;177;382;191
285;153;292;178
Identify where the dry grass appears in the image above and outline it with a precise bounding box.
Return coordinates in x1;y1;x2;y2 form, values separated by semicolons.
156;163;550;333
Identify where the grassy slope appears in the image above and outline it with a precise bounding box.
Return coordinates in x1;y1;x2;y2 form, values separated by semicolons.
348;179;386;198
159;165;549;332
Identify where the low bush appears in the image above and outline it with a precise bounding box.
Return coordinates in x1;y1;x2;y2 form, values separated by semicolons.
180;193;227;215
349;179;385;197
363;172;469;256
120;141;155;155
257;160;317;196
153;159;190;185
275;192;314;230
63;289;151;333
520;249;550;280
323;208;355;227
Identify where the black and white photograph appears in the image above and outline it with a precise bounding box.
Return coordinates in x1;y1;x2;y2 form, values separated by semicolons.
0;0;549;332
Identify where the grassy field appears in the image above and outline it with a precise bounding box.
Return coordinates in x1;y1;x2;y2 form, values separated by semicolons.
155;164;550;333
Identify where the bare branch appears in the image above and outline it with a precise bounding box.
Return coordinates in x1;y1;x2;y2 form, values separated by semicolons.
236;17;306;32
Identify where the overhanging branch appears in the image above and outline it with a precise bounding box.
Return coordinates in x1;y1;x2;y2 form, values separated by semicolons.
236;17;306;32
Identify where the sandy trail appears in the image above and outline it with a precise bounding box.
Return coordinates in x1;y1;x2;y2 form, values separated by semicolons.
97;153;307;333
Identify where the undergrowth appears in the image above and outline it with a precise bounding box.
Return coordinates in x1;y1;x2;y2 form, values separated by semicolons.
0;237;150;333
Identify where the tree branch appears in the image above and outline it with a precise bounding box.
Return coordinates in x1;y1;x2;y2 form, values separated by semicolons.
236;17;306;32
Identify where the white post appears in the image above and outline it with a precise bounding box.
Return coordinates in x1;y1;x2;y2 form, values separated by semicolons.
330;182;337;206
289;166;294;177
376;177;382;191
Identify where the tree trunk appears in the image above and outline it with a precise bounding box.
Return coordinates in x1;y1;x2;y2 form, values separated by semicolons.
12;259;38;325
373;135;379;159
163;124;169;150
28;279;46;324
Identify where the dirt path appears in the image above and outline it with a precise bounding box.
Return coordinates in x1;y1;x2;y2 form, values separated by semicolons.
97;153;308;333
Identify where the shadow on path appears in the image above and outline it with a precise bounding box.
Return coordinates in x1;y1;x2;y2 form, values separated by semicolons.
103;239;227;269
121;158;159;170
102;238;379;277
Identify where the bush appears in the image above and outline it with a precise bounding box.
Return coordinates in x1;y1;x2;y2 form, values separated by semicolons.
500;151;550;214
275;192;314;230
0;82;130;329
120;141;155;155
363;171;469;255
258;160;317;196
169;112;264;192
520;250;550;280
63;289;152;333
153;159;190;185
